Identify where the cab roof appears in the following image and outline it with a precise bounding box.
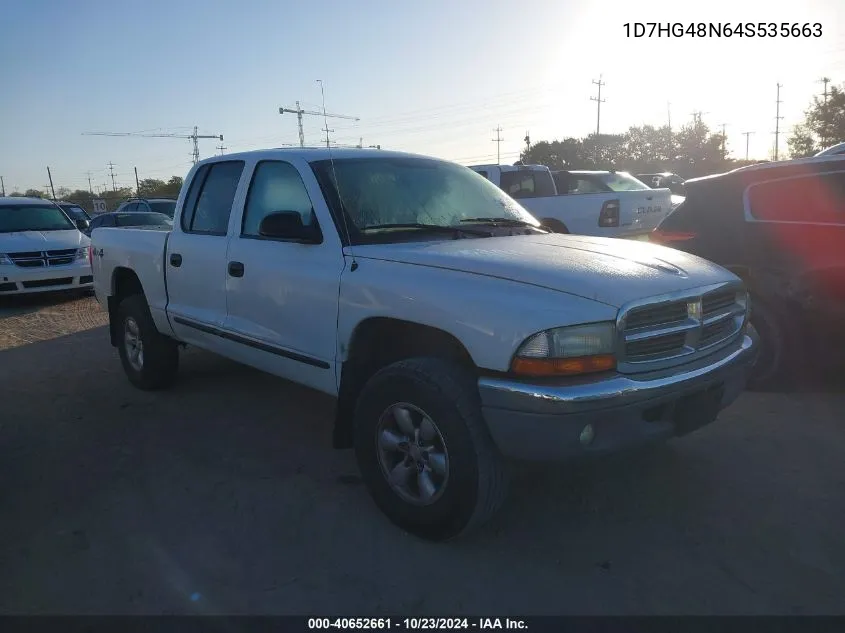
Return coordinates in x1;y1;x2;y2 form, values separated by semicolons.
196;147;432;166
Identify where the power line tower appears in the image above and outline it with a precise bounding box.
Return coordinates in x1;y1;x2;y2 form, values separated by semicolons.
491;126;504;164
83;127;224;165
819;76;831;147
742;131;754;161
590;76;606;136
279;101;359;148
774;83;784;161
108;162;117;192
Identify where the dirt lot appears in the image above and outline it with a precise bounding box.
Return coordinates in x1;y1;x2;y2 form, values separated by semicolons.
2;292;845;615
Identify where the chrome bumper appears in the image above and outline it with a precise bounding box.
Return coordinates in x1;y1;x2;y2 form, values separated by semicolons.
477;331;758;460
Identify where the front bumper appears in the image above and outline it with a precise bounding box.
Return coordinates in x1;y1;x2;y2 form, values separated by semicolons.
0;261;93;295
478;330;758;460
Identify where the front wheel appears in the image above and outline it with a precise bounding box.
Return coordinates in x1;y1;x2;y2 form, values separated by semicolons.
116;294;179;391
746;299;792;391
353;357;507;541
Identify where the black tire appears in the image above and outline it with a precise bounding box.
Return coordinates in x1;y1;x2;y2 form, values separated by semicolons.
746;299;792;391
542;218;569;234
116;294;179;391
353;357;507;541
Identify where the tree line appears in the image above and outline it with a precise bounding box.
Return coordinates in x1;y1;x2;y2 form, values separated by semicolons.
521;80;845;175
6;176;183;213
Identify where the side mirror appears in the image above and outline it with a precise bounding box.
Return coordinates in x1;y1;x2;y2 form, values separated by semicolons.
76;219;90;231
258;211;321;243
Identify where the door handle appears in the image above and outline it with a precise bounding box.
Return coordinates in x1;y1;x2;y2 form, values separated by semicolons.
169;253;182;267
228;261;245;278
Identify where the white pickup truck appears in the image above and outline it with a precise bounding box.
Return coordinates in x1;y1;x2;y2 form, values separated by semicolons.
470;164;672;237
92;148;757;541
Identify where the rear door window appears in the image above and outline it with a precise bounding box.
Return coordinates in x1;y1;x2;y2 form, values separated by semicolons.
499;170;556;198
747;172;845;224
181;161;245;235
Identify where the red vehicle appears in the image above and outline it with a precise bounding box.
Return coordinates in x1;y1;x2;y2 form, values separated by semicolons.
652;155;845;389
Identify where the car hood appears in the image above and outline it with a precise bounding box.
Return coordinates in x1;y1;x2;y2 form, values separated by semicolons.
352;233;736;308
1;229;89;251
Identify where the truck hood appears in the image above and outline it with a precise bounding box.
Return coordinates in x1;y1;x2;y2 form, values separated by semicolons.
351;233;737;308
1;229;89;251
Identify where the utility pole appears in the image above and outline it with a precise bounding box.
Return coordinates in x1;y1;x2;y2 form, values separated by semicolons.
742;131;754;161
491;126;504;164
1;176;5;197
86;171;94;195
820;76;831;147
590;76;606;136
134;167;141;196
774;83;784;161
108;162;117;192
216;143;227;155
322;124;334;149
667;102;672;131
47;167;56;200
720;123;727;154
524;131;531;155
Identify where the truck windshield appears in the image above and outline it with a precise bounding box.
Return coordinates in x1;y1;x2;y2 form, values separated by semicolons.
0;205;76;233
310;157;541;241
597;172;652;192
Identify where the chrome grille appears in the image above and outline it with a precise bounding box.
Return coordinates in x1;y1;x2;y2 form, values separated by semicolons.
9;249;78;268
617;283;747;373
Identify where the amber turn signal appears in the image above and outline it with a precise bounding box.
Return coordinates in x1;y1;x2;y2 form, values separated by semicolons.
511;354;616;377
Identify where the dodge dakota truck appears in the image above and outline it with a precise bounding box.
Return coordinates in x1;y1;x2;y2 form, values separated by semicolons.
470;163;672;237
92;148;758;541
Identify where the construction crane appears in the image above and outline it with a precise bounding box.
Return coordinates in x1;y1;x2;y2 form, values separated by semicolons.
82;126;223;164
279;101;359;148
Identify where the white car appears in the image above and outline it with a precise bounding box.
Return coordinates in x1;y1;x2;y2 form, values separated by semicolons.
0;197;93;295
470;164;672;237
91;148;757;540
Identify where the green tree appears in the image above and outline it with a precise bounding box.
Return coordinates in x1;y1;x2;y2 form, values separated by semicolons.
788;83;845;157
23;189;46;198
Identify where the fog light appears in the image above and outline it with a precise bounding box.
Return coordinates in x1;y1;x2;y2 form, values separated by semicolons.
579;424;595;446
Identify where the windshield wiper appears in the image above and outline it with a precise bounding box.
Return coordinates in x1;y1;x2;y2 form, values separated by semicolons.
460;217;540;225
359;223;491;237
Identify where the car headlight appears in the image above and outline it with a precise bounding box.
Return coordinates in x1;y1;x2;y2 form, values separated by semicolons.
736;288;750;327
0;254;12;266
511;322;617;377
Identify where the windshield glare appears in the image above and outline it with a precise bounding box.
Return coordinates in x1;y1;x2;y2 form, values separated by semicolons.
311;158;540;237
0;205;76;232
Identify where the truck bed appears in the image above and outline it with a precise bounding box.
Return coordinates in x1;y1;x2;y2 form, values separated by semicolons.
91;227;174;337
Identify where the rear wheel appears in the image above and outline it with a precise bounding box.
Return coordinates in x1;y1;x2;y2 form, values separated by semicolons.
117;294;179;391
353;357;507;541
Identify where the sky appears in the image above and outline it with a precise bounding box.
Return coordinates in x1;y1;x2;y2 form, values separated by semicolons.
2;0;845;194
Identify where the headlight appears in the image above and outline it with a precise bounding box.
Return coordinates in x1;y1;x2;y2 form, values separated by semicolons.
0;254;12;266
75;248;88;260
736;289;750;327
511;322;617;377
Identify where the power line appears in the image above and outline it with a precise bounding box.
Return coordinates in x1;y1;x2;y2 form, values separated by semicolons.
590;75;606;136
491;126;504;164
774;83;784;161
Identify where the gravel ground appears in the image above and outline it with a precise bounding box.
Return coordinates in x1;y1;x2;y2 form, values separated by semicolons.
1;293;844;615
